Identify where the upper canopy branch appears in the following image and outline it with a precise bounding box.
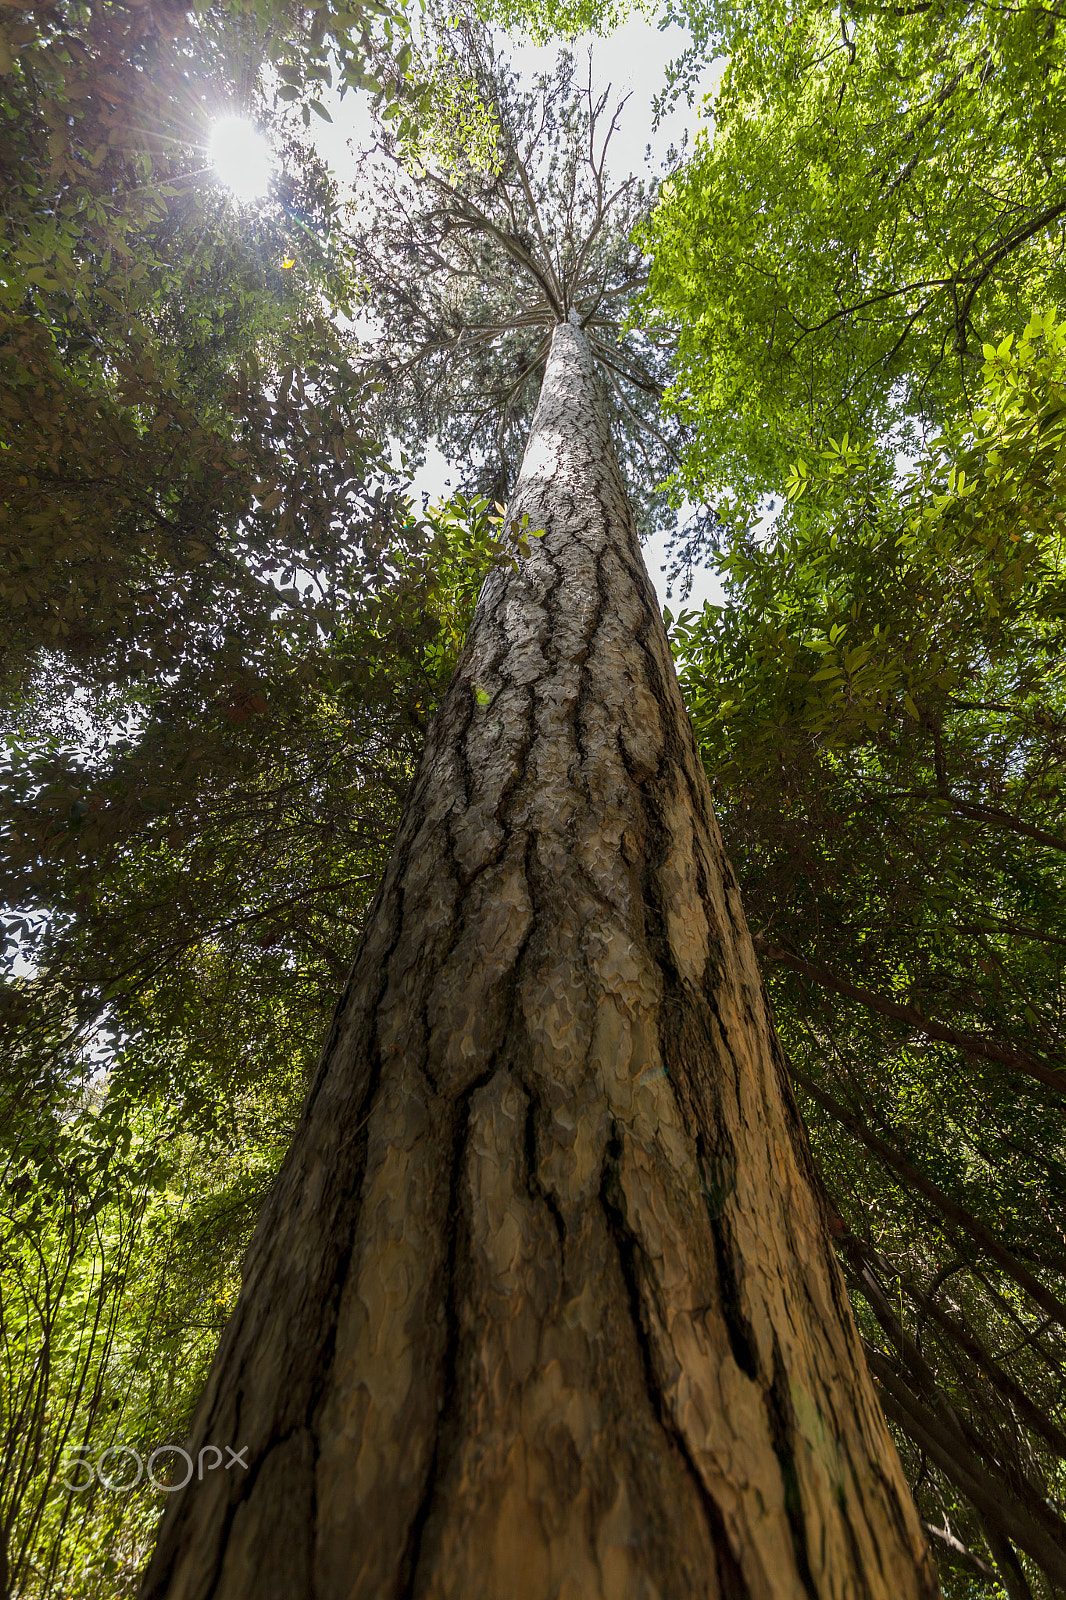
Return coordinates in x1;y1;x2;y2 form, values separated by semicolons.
347;20;681;531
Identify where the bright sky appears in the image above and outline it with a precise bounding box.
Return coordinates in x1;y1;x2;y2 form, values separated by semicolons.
306;16;726;610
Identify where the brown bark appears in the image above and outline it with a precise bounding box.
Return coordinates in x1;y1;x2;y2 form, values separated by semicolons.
140;318;938;1600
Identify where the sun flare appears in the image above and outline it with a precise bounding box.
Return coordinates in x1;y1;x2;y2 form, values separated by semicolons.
209;118;273;201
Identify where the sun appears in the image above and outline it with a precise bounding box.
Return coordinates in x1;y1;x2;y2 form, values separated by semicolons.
209;118;273;201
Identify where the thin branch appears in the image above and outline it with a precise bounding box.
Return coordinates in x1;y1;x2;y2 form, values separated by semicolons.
754;935;1065;1094
790;1062;1066;1327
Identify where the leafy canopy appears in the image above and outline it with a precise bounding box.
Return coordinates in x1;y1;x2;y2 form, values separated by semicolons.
641;0;1066;526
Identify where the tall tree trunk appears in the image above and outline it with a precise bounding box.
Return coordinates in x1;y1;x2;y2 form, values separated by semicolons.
140;317;938;1600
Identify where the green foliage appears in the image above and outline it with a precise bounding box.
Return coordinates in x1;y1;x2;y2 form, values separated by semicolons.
0;0;400;690
477;0;643;44
395;45;503;179
673;308;1066;755
1;1037;308;1595
642;0;1066;529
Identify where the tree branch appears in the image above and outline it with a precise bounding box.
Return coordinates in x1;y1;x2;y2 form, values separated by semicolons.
866;1348;1066;1588
788;1062;1066;1327
754;936;1064;1095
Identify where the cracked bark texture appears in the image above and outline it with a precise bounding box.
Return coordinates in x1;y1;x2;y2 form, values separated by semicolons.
140;318;939;1600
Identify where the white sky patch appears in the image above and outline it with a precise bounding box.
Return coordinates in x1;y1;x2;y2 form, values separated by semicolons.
750;494;780;547
642;514;726;610
306;91;377;204
506;17;723;190
405;439;462;508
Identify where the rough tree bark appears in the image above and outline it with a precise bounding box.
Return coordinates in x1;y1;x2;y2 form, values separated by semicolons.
140;316;939;1600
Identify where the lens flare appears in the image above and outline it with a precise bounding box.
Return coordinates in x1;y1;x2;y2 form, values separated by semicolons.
209;118;273;201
